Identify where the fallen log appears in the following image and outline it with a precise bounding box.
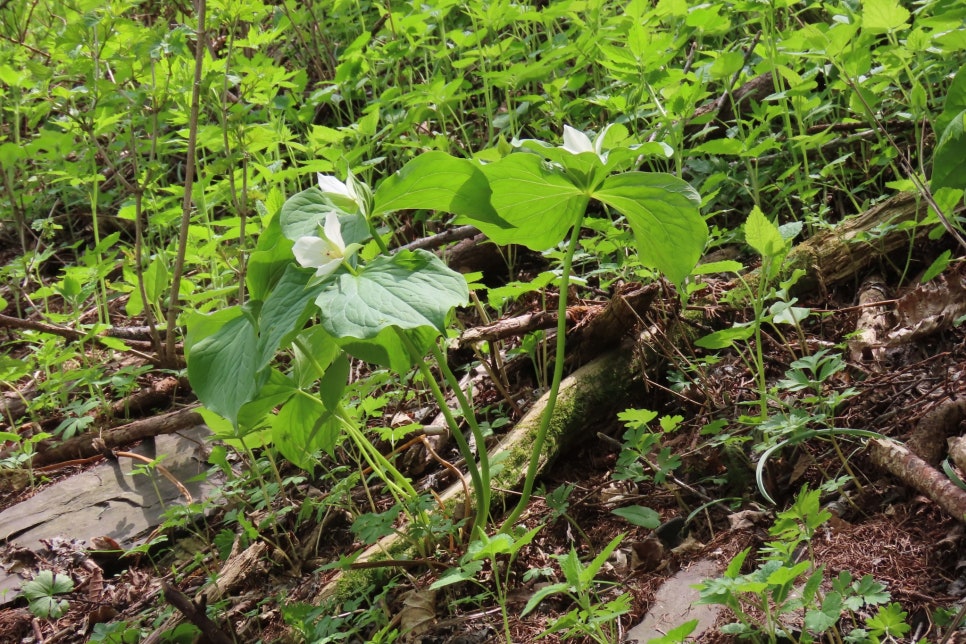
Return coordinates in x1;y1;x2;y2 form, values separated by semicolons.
28;405;202;468
868;437;966;523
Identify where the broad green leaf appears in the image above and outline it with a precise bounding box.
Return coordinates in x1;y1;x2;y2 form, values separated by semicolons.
271;393;342;468
692;260;744;275
477;153;589;250
744;206;786;258
246;215;293;302
694;323;755;349
936;65;966;135
256;264;325;371
862;0;910;34
611;505;661;529
292;326;341;388
144;255;169;302
593;172;706;285
517;139;606;189
521;581;572;617
337;325;439;371
317;250;468;339
430;561;485;589
319;353;350;410
236;369;300;435
932;110;966;191
922;250;951;282
372;151;508;228
186;310;262;426
804;592;842;633
279;187;370;245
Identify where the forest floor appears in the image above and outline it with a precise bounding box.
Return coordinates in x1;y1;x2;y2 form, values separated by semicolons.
1;225;965;644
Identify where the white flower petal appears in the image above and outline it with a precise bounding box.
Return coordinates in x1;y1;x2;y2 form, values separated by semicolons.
594;123;614;157
562;125;594;155
310;258;342;278
317;173;353;199
322;212;345;251
293;236;329;268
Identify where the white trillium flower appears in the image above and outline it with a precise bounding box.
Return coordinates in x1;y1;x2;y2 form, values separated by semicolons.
561;124;612;163
293;212;351;278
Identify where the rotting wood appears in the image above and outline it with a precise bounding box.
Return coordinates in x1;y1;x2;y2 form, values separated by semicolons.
948;437;966;475
740;192;964;297
159;582;236;644
142;541;269;644
0;311;165;354
869;437;966;523
906;398;966;466
848;274;892;366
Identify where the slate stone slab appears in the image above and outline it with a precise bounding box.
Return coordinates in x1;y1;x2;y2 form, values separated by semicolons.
624;558;724;643
0;425;220;603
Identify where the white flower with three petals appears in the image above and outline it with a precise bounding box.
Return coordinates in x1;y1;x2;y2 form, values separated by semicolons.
293;211;353;278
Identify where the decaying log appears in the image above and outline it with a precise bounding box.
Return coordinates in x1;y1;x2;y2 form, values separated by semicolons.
459;283;658;360
0;312;160;353
395;225;480;253
783;192;963;294
29;406;202;467
848;274;893;365
906;399;966;466
949;437;966;475
143;541;269;644
459;310;560;347
869;437;966;523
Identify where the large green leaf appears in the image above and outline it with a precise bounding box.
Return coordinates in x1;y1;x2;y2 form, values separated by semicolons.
337;325;439;371
256;264;325;371
246;216;293;302
932;110;966;192
477;153;589;250
593;172;706;285
279;187;370;244
936;65;966;135
186;309;262;426
373;151;508;228
317;249;468;339
271;393;343;468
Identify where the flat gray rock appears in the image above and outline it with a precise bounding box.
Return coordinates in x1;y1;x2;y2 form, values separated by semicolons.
0;425;219;603
624;558;724;643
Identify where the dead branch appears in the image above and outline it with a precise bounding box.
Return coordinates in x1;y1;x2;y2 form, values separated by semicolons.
0;312;165;354
395;225;480;253
28;406;203;468
869;437;966;523
159;582;235;644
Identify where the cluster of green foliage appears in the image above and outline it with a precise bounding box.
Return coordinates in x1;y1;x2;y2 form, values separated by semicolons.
2;0;966;640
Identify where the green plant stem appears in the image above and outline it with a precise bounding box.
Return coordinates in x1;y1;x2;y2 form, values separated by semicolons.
395;329;489;534
163;0;206;366
429;342;491;497
500;210;585;533
333;403;421;504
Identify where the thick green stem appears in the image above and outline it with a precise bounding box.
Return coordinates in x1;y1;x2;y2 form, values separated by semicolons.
429;342;491;500
396;329;489;534
500;211;585;532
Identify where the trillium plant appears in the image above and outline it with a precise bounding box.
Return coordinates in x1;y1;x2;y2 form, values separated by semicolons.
185;123;707;537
